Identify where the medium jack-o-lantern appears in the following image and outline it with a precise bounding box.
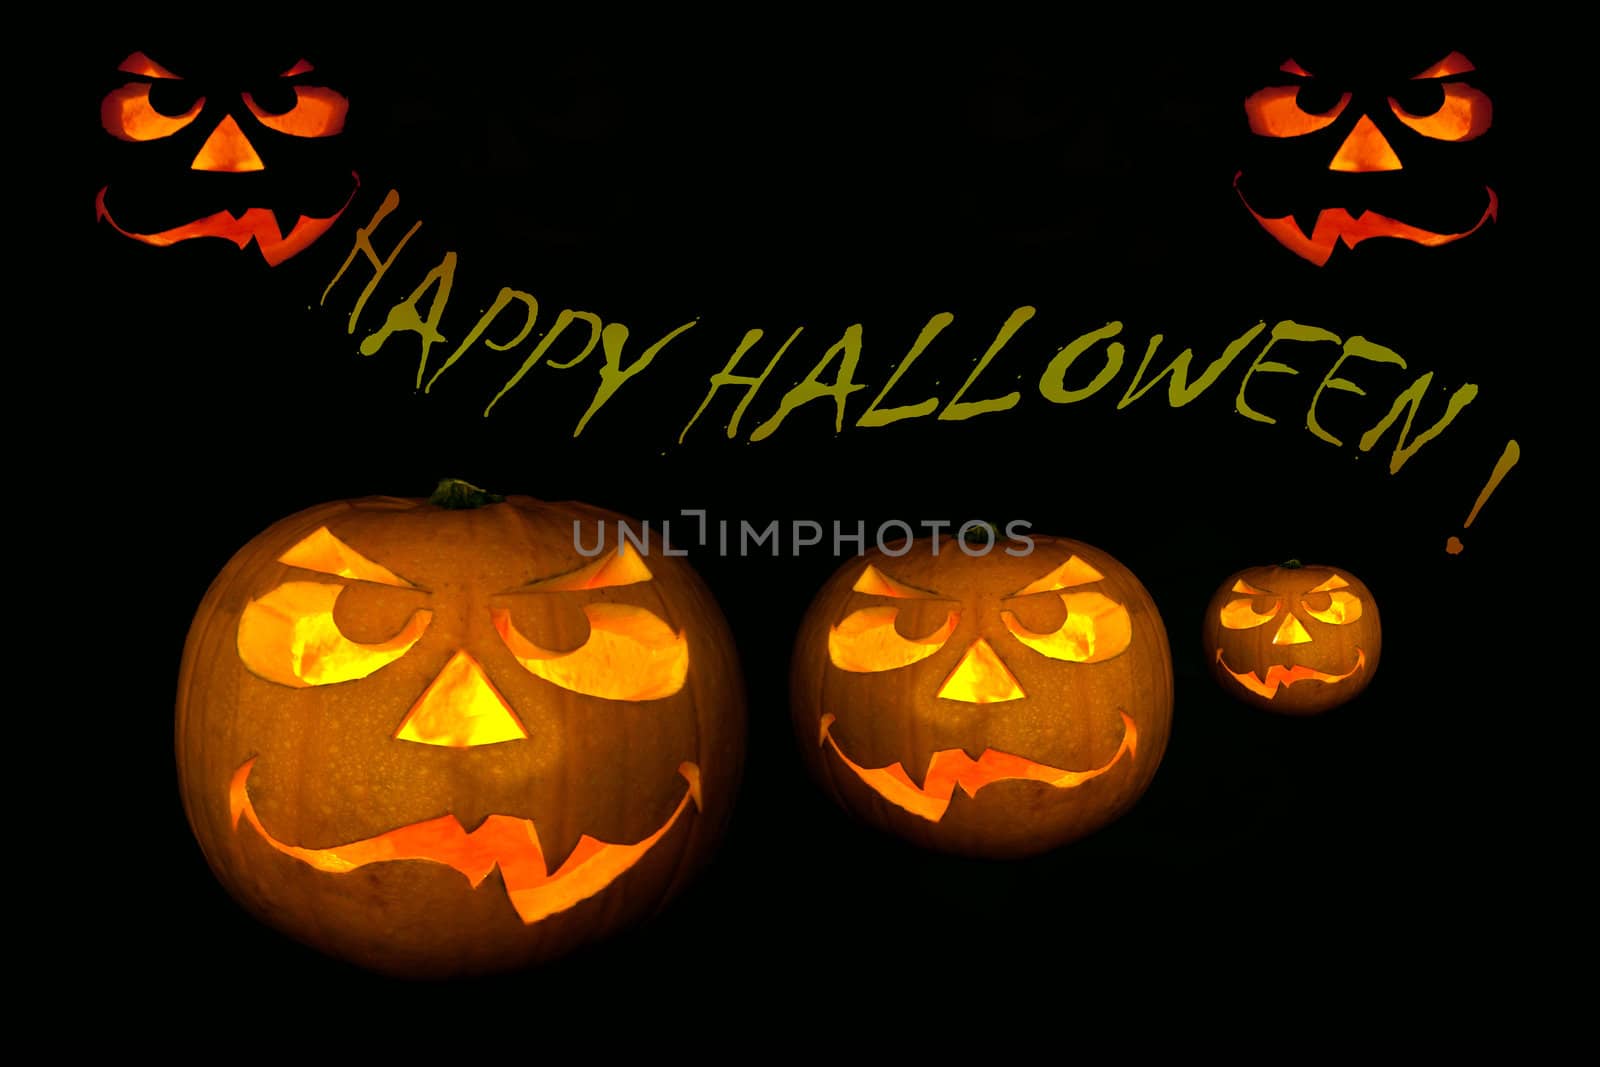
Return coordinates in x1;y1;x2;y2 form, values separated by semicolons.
1233;48;1496;266
1202;561;1381;715
176;482;745;977
790;537;1172;859
96;48;359;266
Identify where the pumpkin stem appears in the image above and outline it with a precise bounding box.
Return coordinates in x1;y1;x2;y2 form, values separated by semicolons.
429;479;505;509
1281;559;1303;569
961;521;1000;547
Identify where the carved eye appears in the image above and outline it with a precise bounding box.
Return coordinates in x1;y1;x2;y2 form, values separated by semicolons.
100;51;204;142
1244;72;1351;138
101;83;204;141
828;605;960;672
1001;592;1132;663
1388;84;1491;142
243;85;349;138
493;604;689;701
1218;578;1281;629
238;582;432;687
1301;574;1365;625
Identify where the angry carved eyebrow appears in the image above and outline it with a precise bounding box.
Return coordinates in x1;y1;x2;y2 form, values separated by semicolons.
852;564;944;600
523;547;654;592
277;527;417;589
1413;51;1476;79
118;52;181;79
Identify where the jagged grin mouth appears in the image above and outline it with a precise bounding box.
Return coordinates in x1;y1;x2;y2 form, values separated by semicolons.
1215;648;1367;699
817;711;1137;822
1233;173;1497;266
228;756;701;925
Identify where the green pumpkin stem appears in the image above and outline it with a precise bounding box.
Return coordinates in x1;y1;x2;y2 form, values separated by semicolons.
429;479;505;509
1281;559;1303;569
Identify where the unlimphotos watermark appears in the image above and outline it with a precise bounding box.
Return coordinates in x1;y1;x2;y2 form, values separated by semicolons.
575;511;1034;558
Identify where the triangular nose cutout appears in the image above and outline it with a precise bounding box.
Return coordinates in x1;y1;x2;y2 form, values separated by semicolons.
1272;614;1313;646
1329;114;1402;173
394;651;529;747
937;638;1026;703
191;114;265;172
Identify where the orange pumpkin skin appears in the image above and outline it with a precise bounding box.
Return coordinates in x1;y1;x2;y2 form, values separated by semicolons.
790;537;1173;859
176;492;745;977
1201;562;1381;715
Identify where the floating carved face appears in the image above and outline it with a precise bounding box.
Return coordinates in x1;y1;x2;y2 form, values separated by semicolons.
1202;562;1381;715
96;48;359;266
176;493;745;978
1233;47;1496;266
790;538;1173;859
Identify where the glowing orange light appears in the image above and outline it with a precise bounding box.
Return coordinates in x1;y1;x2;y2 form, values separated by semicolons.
278;526;417;587
1217;649;1367;700
1329;114;1403;172
393;650;527;747
117;52;179;79
1390;84;1492;142
936;638;1025;703
190;114;265;172
526;547;654;592
851;564;941;600
1010;555;1105;595
101;84;203;142
1414;51;1477;79
1245;84;1352;138
1002;591;1132;663
828;606;959;672
243;86;349;138
819;713;1136;822
95;180;360;266
493;604;688;701
1234;175;1498;266
237;582;431;687
230;759;702;925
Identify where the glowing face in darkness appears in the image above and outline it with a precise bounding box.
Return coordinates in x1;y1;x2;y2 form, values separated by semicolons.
1202;563;1382;715
176;490;745;977
790;539;1173;859
97;51;358;265
1234;51;1496;265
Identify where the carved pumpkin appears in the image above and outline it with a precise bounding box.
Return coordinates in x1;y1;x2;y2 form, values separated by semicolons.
96;48;359;266
175;482;745;977
790;537;1172;859
1202;561;1381;715
1234;49;1496;266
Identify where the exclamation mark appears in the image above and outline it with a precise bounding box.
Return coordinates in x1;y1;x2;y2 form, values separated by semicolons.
1446;440;1520;555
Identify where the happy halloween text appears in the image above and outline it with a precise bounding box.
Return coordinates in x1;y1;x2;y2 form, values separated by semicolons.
323;189;1482;476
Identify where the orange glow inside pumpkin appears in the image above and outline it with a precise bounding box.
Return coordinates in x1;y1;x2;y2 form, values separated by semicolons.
1001;591;1132;663
243;85;349;138
1390;83;1492;142
527;547;654;592
278;527;417;588
1010;555;1105;595
818;712;1136;822
1329;114;1403;172
935;637;1025;703
852;564;940;600
237;582;431;687
1414;51;1476;79
828;605;959;672
493;604;688;701
101;84;203;142
230;759;702;925
191;113;265;172
1244;84;1352;138
393;650;528;747
1217;649;1368;699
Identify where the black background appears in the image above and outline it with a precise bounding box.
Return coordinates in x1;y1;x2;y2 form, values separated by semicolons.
51;18;1580;1040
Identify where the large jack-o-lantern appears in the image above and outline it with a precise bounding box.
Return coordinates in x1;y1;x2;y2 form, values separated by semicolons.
1202;561;1381;715
1233;48;1496;266
790;537;1172;859
96;48;359;266
176;483;745;977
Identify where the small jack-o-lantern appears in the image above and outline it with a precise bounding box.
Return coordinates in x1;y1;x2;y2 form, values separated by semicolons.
1202;561;1381;715
96;48;358;266
1234;49;1496;265
790;537;1172;859
176;482;745;977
